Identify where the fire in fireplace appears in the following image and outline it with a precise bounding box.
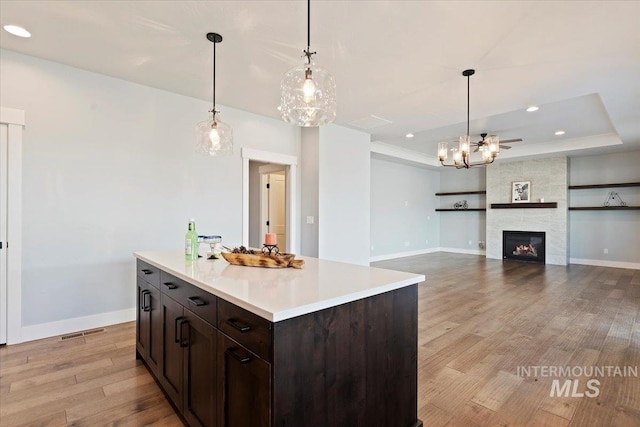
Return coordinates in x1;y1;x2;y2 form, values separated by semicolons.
503;231;546;264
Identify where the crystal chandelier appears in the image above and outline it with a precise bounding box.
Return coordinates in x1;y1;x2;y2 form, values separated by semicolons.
280;0;337;127
438;69;499;168
196;32;233;156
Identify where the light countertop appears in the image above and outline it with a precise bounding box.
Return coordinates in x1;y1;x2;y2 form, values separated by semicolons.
134;250;425;322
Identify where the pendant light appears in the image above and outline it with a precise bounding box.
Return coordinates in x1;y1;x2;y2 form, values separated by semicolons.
196;32;233;156
438;69;499;169
280;0;337;127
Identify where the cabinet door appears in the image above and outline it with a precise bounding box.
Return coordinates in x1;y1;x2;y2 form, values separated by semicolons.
147;284;162;376
161;293;184;412
182;309;217;427
217;333;271;427
136;277;150;358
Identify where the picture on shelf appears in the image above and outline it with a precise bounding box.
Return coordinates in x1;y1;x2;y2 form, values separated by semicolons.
512;181;531;203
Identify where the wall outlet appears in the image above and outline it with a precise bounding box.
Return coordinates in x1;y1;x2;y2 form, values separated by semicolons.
427;216;430;220
604;248;609;254
371;245;375;251
468;240;473;245
306;216;314;224
404;201;409;207
404;241;410;247
426;240;429;245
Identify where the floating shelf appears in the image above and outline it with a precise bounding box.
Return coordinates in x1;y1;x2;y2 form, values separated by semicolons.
569;206;640;211
491;202;558;209
435;190;486;196
568;182;640;190
435;208;486;212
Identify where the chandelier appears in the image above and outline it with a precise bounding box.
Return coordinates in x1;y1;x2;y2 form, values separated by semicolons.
280;0;337;127
195;32;233;156
438;69;499;168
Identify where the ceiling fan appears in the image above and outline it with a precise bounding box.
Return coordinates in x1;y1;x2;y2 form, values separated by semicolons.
472;133;522;152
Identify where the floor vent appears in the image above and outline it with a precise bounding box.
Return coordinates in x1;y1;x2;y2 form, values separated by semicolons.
60;328;106;341
60;332;83;340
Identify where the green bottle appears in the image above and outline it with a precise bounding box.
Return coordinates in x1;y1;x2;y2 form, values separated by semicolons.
185;219;198;261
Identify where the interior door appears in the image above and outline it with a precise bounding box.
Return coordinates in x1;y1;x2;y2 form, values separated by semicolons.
0;123;8;345
268;173;286;252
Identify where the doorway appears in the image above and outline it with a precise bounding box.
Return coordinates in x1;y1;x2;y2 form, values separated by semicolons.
260;167;287;252
0;106;24;345
242;148;297;254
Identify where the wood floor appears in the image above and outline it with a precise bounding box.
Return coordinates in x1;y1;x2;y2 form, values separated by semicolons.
1;253;639;426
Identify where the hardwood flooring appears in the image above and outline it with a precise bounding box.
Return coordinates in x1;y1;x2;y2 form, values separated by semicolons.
1;253;638;426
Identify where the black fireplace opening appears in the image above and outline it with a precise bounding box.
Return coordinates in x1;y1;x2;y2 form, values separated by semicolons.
503;231;546;264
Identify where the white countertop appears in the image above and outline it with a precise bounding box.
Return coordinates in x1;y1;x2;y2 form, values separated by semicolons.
134;250;425;322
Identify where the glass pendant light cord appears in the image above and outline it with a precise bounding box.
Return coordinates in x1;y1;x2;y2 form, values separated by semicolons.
304;0;315;65
466;72;470;138
212;40;217;114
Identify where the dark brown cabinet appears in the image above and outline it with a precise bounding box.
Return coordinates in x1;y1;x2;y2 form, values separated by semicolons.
136;259;422;427
217;333;270;427
136;277;161;377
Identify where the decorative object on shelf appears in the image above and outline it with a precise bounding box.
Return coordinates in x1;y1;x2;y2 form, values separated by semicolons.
511;181;531;203
200;235;223;259
438;69;500;169
196;32;233;156
603;191;628;207
280;0;336;127
453;200;468;210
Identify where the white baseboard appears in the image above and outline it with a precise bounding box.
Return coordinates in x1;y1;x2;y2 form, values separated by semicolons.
19;308;136;344
370;248;440;263
569;258;640;270
439;247;487;256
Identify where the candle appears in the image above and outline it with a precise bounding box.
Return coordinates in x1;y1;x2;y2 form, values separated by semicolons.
265;233;277;246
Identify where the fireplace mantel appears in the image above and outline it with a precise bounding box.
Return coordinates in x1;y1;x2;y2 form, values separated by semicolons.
491;202;558;209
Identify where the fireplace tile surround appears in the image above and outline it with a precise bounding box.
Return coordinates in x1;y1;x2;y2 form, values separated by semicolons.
486;157;568;265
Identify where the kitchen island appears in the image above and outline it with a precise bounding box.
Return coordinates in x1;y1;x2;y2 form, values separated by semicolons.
135;250;425;427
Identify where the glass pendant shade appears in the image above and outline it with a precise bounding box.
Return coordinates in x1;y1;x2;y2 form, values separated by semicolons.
438;142;448;161
196;111;233;157
487;135;500;155
280;59;337;127
459;135;471;154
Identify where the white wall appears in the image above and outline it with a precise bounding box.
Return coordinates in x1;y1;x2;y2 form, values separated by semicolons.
370;158;440;259
318;125;371;266
438;168;486;252
568;150;640;266
300;127;319;257
0;50;300;338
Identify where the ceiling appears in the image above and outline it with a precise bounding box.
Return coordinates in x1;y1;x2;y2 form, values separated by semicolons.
1;1;639;163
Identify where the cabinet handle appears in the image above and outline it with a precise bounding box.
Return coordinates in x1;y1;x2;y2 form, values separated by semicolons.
141;269;153;275
175;316;185;343
142;290;151;312
179;319;190;348
187;296;206;307
226;347;251;364
226;318;251;333
163;282;177;290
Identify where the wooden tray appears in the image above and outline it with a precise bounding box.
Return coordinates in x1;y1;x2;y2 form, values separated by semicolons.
221;252;305;269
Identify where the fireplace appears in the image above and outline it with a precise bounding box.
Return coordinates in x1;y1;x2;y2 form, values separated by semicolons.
503;231;546;264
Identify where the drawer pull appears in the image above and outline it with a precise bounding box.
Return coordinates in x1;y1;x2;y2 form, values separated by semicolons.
226;347;251;364
142;290;151;312
187;296;206;307
175;316;185;343
163;282;178;290
179;319;190;348
226;318;251;333
141;269;153;275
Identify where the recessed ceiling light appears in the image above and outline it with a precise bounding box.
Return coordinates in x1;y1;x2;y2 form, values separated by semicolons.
405;133;414;138
3;25;31;38
526;106;539;112
555;130;565;136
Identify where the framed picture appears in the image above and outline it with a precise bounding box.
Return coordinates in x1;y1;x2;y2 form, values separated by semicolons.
512;181;531;203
